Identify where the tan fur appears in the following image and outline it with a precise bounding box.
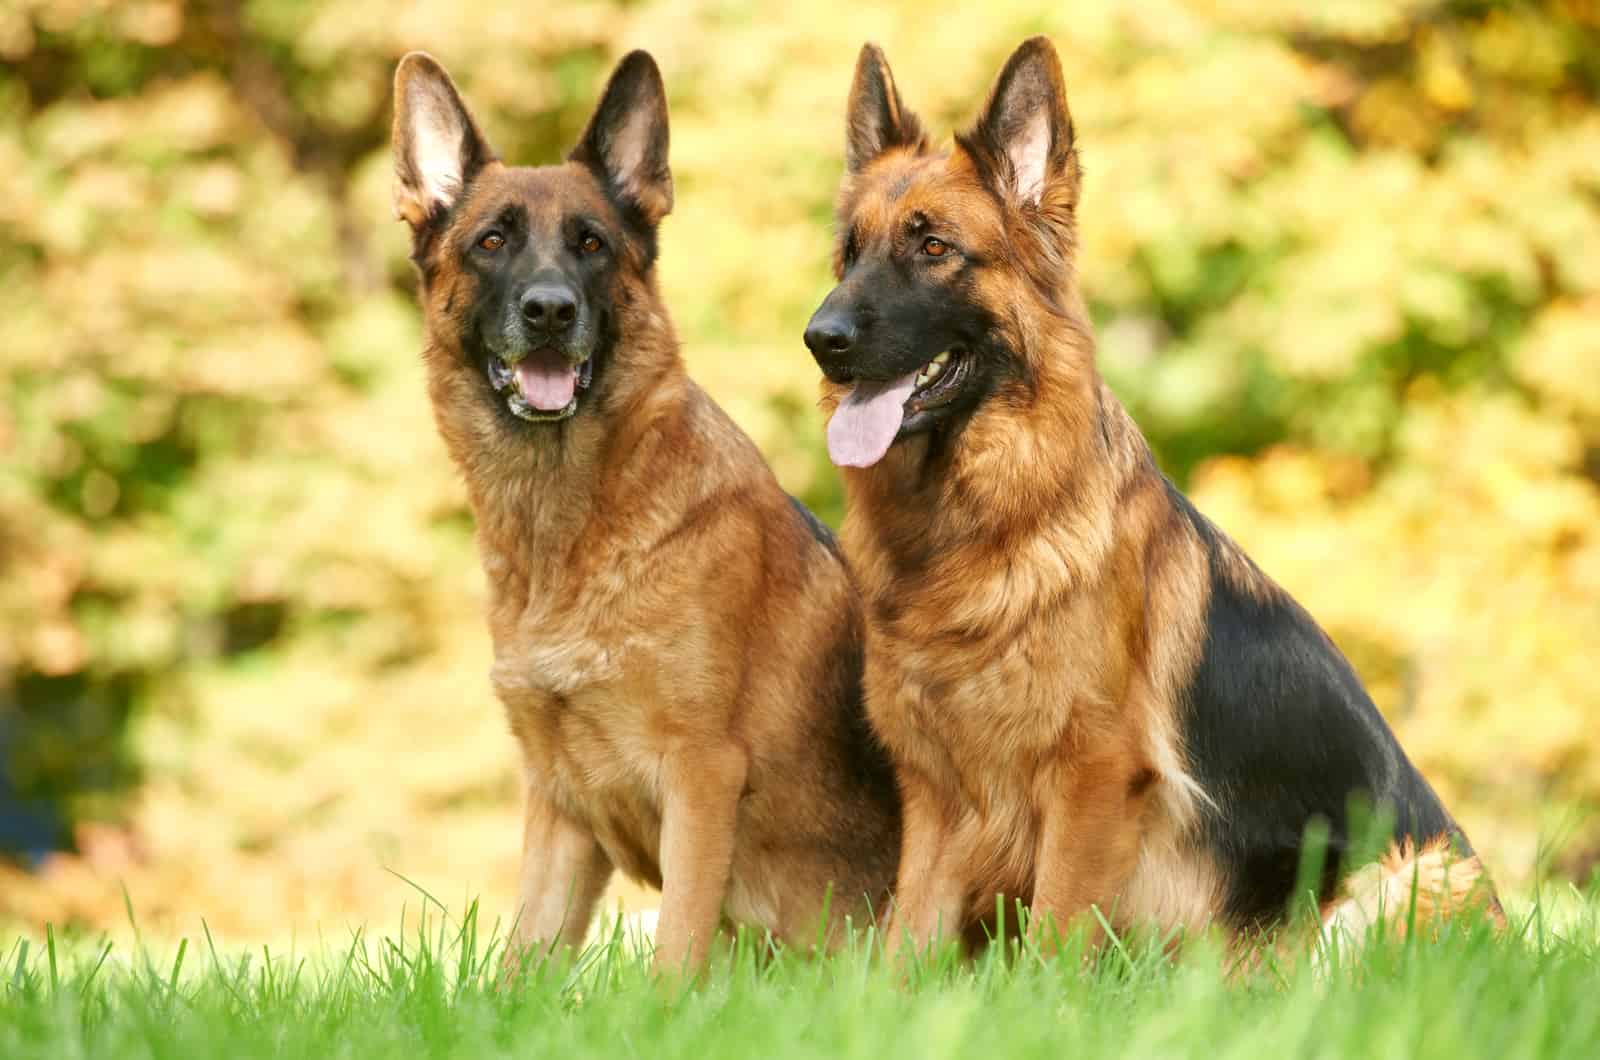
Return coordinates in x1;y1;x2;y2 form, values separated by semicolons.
823;39;1502;959
1320;838;1504;952
394;54;898;974
822;39;1492;959
831;150;1218;949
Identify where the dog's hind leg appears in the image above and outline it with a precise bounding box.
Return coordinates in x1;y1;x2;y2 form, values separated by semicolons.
1318;836;1503;957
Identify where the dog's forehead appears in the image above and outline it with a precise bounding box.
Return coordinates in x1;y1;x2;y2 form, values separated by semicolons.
843;150;1000;243
457;162;616;231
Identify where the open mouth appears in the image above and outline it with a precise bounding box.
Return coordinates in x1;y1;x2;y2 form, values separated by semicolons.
486;349;593;423
906;348;967;412
826;347;969;468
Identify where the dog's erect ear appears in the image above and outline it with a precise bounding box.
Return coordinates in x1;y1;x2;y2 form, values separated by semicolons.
392;52;498;230
570;51;673;227
960;37;1077;207
844;43;926;174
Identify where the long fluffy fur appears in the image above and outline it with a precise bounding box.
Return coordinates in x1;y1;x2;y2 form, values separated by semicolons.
1320;838;1504;952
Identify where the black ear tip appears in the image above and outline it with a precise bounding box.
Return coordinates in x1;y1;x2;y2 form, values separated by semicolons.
614;49;663;86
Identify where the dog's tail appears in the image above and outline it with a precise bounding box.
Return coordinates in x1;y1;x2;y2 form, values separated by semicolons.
1318;836;1504;955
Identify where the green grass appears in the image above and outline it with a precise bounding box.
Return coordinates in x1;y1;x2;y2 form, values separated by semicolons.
3;891;1599;1060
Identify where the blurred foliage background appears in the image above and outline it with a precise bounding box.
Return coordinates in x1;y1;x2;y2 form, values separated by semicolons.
1;0;1598;937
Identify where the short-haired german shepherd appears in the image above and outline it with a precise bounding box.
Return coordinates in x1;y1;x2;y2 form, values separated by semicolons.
803;37;1499;953
392;50;899;972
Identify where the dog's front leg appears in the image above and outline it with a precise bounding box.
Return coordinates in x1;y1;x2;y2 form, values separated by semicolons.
505;769;613;970
1028;755;1148;951
652;744;749;974
883;770;967;962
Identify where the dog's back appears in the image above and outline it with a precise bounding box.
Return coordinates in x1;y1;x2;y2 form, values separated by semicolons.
1169;483;1473;925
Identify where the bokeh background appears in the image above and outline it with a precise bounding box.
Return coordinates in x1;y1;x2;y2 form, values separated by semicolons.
2;0;1598;940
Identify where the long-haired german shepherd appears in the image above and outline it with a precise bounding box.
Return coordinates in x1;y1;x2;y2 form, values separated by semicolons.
392;50;899;972
803;37;1499;953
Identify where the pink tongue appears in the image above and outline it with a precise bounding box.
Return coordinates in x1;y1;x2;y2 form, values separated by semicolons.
514;350;577;411
826;373;918;468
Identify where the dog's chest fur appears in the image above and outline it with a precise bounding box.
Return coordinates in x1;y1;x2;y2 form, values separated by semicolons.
865;565;1120;891
482;522;699;886
850;437;1226;930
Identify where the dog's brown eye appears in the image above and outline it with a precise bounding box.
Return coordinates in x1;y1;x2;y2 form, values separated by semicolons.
478;232;505;252
580;234;603;255
922;236;949;258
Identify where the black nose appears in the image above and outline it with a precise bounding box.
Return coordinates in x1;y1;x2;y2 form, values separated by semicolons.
520;284;578;333
803;310;857;362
